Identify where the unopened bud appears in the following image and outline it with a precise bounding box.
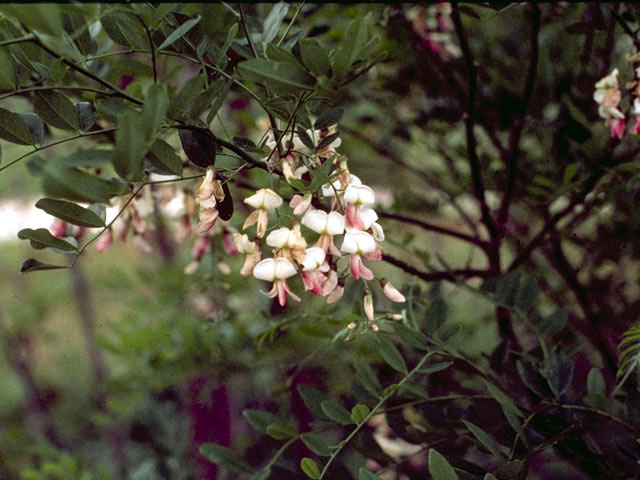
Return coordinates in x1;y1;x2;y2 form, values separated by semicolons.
386;313;403;322
369;323;379;332
380;278;406;303
347;321;359;330
364;289;374;321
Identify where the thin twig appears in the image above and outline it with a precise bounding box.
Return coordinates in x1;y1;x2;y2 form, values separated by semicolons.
383;253;488;284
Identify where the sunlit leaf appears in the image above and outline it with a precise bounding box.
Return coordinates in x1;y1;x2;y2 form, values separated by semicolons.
35;198;106;228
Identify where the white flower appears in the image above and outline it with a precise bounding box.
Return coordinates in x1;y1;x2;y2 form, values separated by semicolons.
266;226;307;250
341;229;377;255
301;247;326;272
233;233;257;254
253;257;300;306
244;188;282;210
344;183;375;206
322;174;361;197
302;209;345;235
358;207;378;230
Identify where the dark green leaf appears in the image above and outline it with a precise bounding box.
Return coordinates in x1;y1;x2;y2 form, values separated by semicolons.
314;107;344;130
265;43;301;65
62;13;95;57
157;15;201;51
145;139;183;176
238;58;315;92
296;126;314;150
538;309;567;336
484;475;498;480
18;228;78;252
418;361;454;374
320;399;352;425
515;275;539;313
42;164;129;204
495;460;523;480
57;149;113;168
263;3;289;43
75;102;96;131
0;107;35;145
398;380;430;398
484;381;523;417
33;90;79;130
179;127;216;168
300;38;330;77
95;96;127;122
297;384;328;419
358;467;383;480
100;12;146;49
309;158;334;193
354;358;382;398
233;137;257;149
300;457;320;480
0;4;63;37
17;113;44;145
0;48;16;89
19;257;68;274
266;422;297;440
428;449;459;480
516;359;548;397
168;74;206;118
218;23;238;65
242;409;279;433
462;420;505;459
316;131;340;150
35;198;105;228
142;83;169;136
205;79;233;125
350;403;370;424
199;443;255;474
587;368;605;396
301;433;331;457
375;335;407;374
113;111;149;181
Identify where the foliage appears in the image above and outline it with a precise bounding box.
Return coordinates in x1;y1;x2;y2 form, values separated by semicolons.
1;3;640;480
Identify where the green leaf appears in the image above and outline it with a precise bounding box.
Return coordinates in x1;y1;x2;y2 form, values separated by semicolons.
393;322;429;350
428;449;459;480
113;111;149;181
266;422;297;440
62;12;95;57
100;12;146;49
587;368;605;396
0;48;16;89
297;385;328;419
145;139;183;176
75;102;96;131
18;228;78;252
199;444;255;475
515;275;539;313
35;198;105;228
0;4;63;37
168;74;206;118
242;409;279;433
563;162;580;185
300;458;321;480
350;403;370;424
314;107;344;130
19;258;68;274
263;3;289;43
309;158;334;193
300;433;331;457
142;84;169;136
219;23;238;65
418;361;454;375
296;126;314;150
178;127;217;168
484;474;498;480
42;164;129;204
157;15;201;51
483;381;523;417
17;113;44;145
358;467;383;480
300;38;330;77
0;107;35;145
316;131;340;150
516;359;548;397
320;399;352;425
354;358;382;398
462;420;505;460
238;58;315;93
375;335;408;374
205;79;233;125
33;90;79;130
538;309;567;336
398;380;430;398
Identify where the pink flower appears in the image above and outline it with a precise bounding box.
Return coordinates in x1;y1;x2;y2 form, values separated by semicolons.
608;117;626;139
253;257;300;306
196;168;225;234
341;229;376;280
95;228;113;252
290;194;312;216
301;247;330;295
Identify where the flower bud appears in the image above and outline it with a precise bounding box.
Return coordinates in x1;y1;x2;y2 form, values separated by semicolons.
364;289;374;321
380;278;406;303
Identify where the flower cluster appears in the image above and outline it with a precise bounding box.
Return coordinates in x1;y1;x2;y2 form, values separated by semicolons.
406;3;461;60
594;68;625;139
230;125;405;322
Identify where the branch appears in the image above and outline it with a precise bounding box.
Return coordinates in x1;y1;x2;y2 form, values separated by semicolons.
382;252;488;284
497;4;540;224
378;211;486;248
451;4;499;241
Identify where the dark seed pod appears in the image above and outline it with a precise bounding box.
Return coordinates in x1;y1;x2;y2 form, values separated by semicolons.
178;127;217;168
217;175;233;221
